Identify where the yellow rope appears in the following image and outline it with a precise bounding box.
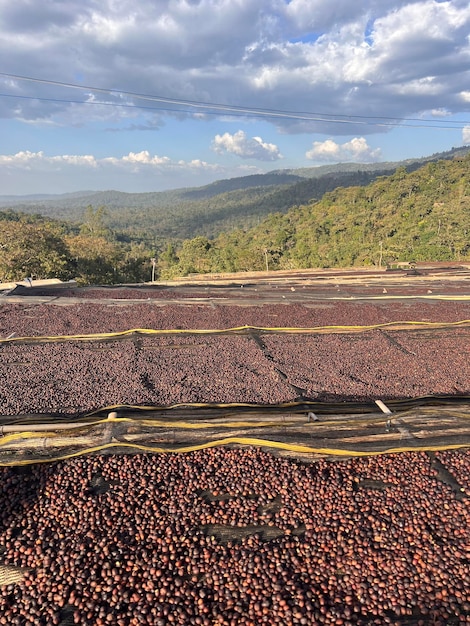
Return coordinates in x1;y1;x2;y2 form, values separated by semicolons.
0;431;58;445
1;320;470;344
3;405;470;442
1;438;468;466
82;396;470;417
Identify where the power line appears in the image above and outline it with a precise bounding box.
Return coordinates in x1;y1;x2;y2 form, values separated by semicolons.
1;91;467;130
0;71;469;130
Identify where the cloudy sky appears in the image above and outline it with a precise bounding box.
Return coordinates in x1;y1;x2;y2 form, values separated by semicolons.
1;0;470;194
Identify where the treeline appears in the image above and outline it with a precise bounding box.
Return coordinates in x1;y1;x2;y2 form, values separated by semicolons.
4;145;469;242
1;171;389;240
0;207;154;285
106;169;392;239
158;157;470;277
1;156;469;285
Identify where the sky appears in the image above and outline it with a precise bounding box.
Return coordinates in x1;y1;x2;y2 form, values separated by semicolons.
1;0;470;195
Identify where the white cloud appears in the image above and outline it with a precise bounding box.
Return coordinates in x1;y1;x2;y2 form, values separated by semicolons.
0;149;261;194
345;0;470;82
212;130;282;161
306;137;381;162
284;0;373;35
463;126;470;145
121;151;170;165
427;108;451;118
0;150;219;172
0;151;98;168
1;1;469;134
1;1;469;196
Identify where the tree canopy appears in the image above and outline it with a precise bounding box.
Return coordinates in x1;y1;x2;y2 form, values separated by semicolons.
161;155;470;276
0;215;154;285
2;155;469;284
0;221;74;281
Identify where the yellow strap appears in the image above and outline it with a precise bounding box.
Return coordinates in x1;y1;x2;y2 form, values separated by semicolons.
1;319;470;344
1;437;468;466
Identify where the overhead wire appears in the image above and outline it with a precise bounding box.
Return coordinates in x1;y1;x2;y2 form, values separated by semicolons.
1;71;470;130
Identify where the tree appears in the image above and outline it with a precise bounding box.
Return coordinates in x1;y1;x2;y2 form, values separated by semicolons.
0;220;74;281
157;242;179;278
120;242;155;283
65;235;154;285
80;205;112;239
65;234;121;285
174;237;213;275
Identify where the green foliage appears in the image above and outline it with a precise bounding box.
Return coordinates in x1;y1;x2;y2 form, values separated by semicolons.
157;243;179;279
4;146;468;241
0;214;155;286
65;234;120;284
79;205;112;239
167;155;470;275
121;242;156;284
2;150;469;284
0;220;75;281
174;237;213;275
66;234;155;285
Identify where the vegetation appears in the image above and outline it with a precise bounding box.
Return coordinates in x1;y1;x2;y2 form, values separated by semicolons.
1;151;469;284
0;208;154;285
0;220;74;281
1;146;468;241
161;155;470;276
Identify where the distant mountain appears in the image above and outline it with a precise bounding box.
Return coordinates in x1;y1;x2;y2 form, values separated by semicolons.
165;152;470;276
0;145;468;239
0;190;97;204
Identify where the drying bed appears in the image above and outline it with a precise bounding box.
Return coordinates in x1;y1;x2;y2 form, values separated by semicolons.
1;274;469;626
0;448;469;625
1;298;470;336
0;327;469;415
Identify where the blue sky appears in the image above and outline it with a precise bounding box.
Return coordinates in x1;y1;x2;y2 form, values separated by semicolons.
1;0;470;194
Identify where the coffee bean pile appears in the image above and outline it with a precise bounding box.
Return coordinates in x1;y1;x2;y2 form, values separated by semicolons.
0;336;291;415
1;298;469;337
0;448;468;625
0;324;469;415
436;449;470;491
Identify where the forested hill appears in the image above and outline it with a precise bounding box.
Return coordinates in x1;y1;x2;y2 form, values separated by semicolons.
1;145;468;240
161;155;470;276
1;151;469;284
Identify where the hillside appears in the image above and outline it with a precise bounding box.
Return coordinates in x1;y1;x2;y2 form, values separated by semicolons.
1;145;468;240
161;154;470;275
